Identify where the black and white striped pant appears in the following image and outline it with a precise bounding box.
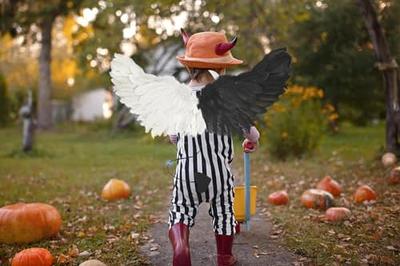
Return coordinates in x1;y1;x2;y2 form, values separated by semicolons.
168;132;237;236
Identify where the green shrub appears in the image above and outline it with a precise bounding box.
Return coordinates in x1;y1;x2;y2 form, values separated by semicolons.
262;86;337;160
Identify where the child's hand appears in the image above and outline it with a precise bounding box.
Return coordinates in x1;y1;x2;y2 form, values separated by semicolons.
169;135;177;144
242;139;257;153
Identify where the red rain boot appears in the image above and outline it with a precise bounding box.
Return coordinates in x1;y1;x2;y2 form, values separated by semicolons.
169;223;191;266
235;223;241;234
215;234;237;266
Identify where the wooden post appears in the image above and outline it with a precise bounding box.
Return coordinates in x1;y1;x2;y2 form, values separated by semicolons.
20;90;35;152
356;0;400;154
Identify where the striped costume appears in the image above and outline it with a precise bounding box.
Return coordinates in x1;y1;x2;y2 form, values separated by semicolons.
110;32;290;264
168;86;237;236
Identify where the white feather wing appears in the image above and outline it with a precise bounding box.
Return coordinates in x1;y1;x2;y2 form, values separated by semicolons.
110;54;206;137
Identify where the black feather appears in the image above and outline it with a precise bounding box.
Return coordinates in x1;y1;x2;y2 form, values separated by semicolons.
197;48;291;135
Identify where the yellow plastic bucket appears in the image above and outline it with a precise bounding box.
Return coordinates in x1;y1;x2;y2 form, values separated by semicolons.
233;185;257;222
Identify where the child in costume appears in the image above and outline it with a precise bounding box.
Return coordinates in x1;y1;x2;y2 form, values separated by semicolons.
110;29;290;266
168;31;259;266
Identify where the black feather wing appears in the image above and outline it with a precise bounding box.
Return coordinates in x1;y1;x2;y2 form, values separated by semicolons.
197;48;291;135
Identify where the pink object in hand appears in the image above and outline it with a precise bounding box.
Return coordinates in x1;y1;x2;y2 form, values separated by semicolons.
243;126;260;143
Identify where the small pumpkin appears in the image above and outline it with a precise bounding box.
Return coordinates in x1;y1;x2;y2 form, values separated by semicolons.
268;190;289;205
382;152;397;167
354;185;377;203
325;207;351;222
316;176;342;197
11;248;53;266
389;166;400;184
101;179;131;201
300;189;334;210
0;203;62;244
79;259;107;266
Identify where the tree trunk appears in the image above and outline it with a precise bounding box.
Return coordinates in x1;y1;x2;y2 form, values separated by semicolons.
356;0;400;154
37;17;54;129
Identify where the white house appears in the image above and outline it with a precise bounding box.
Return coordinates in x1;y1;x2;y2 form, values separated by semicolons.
71;88;113;122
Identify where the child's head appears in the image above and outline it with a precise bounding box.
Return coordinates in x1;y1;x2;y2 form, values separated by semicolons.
177;30;242;73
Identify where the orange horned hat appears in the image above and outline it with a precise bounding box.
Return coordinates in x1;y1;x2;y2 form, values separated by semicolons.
176;29;243;69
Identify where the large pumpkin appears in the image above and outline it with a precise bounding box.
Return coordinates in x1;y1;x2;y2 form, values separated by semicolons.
354;185;377;203
101;178;131;201
0;203;62;244
316;176;342;197
300;189;334;210
267;190;289;205
11;248;53;266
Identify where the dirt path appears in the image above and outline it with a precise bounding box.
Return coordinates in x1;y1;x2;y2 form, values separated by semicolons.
141;204;299;266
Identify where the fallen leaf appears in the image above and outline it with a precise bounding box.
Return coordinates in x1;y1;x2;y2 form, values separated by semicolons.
68;244;79;257
57;254;72;264
131;232;140;239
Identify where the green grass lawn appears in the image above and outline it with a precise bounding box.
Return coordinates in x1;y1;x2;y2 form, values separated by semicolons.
0;125;175;265
0;122;399;265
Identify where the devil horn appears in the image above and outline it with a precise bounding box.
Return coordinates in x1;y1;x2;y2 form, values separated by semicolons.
180;28;190;46
215;36;237;55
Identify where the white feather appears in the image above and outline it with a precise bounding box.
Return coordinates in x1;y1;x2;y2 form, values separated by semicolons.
110;54;206;137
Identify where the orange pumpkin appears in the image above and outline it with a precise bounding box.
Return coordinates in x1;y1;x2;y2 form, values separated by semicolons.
0;203;62;244
382;152;397;167
316;176;342;197
325;207;351;222
300;189;334;210
101;179;131;201
11;248;53;266
389;166;400;184
268;190;289;205
354;185;377;203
